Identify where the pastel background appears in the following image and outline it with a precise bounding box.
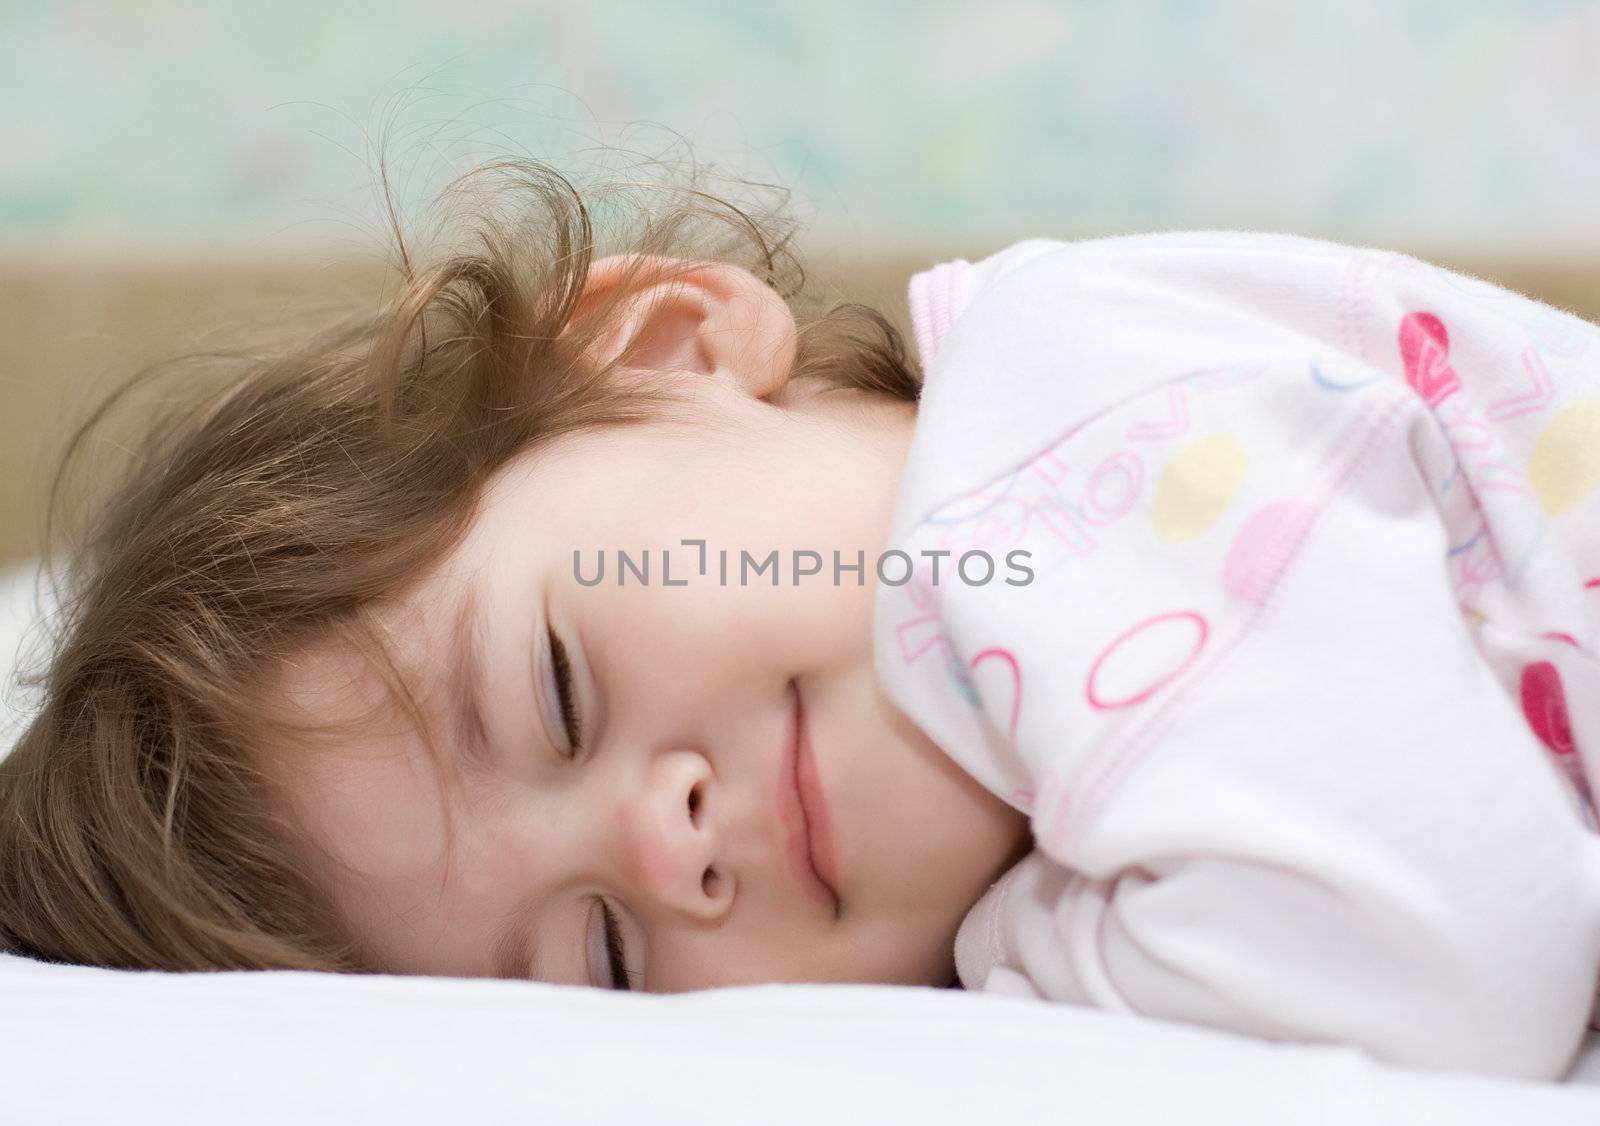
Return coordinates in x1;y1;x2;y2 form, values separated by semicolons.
6;0;1600;256
4;0;1600;564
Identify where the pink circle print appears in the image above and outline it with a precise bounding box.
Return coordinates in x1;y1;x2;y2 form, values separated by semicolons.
1224;499;1318;606
1085;611;1210;711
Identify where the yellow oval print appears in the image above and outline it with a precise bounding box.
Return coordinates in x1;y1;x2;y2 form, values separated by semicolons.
1152;434;1247;542
1528;399;1600;516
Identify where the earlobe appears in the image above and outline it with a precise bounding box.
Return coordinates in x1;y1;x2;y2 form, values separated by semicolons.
574;255;797;401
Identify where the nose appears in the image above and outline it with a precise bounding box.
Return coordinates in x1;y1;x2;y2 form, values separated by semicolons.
619;750;732;922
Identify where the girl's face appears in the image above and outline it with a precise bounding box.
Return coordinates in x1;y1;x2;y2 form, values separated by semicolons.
269;371;1030;991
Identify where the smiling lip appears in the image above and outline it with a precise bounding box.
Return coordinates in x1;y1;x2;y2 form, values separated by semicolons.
779;681;839;910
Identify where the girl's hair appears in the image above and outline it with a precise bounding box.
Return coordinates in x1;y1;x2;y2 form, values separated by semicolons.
0;155;920;972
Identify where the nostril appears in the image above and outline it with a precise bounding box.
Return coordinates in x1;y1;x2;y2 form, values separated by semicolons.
687;782;703;825
702;867;720;898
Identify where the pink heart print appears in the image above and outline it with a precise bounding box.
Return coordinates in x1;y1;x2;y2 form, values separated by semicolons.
1520;658;1599;837
1521;660;1575;756
1398;312;1461;408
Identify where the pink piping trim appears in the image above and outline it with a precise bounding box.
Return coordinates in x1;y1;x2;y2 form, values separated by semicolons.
908;260;968;368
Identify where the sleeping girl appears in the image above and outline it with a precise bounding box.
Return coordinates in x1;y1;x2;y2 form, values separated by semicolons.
2;157;1598;1082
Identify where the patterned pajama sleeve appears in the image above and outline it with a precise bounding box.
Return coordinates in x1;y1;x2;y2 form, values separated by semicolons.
878;233;1600;1080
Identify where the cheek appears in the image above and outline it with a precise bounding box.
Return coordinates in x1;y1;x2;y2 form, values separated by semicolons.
309;754;451;898
597;577;829;670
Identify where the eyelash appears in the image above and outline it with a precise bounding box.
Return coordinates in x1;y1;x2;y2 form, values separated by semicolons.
600;899;633;991
547;625;583;755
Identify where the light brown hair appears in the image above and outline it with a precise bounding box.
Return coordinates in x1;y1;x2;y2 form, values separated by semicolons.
0;155;920;972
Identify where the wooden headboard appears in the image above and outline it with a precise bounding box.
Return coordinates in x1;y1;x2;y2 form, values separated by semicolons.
1;246;1595;565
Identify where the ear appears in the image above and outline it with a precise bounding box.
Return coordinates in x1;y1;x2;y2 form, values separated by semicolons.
572;255;798;401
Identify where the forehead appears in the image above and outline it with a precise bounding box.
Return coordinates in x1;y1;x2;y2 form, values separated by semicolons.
276;621;420;746
264;614;468;956
272;539;473;760
270;612;445;795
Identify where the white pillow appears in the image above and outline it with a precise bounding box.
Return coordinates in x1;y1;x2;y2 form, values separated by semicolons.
1;561;1597;1124
0;558;53;759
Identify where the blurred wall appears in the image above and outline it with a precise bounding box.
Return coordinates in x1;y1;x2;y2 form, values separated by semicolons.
4;1;1600;565
5;0;1600;256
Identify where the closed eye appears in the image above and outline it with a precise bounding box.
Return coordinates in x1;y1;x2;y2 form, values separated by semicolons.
548;625;583;755
602;900;632;991
587;898;635;991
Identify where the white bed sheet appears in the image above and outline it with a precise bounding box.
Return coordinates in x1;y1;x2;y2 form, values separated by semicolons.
3;952;1599;1125
2;562;1597;1123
